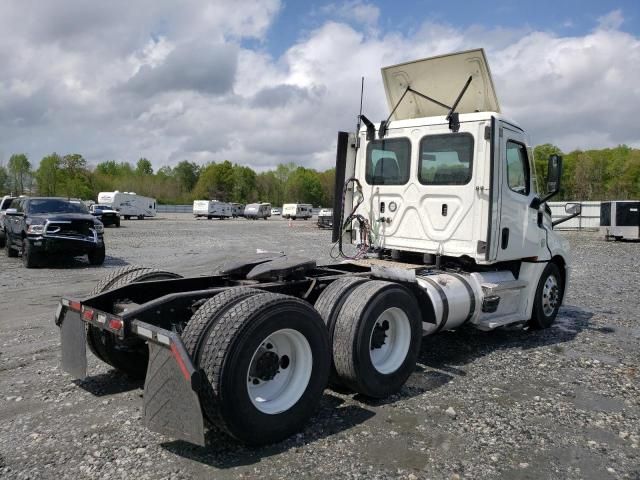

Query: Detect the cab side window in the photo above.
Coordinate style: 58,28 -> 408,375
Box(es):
506,141 -> 530,196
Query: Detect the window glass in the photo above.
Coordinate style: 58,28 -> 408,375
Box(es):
365,138 -> 411,185
506,141 -> 530,195
28,199 -> 88,214
419,133 -> 474,185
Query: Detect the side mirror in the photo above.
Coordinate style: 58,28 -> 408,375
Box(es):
5,208 -> 21,216
530,154 -> 563,211
565,202 -> 581,215
546,154 -> 562,194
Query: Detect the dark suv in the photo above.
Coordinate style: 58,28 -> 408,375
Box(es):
4,197 -> 106,268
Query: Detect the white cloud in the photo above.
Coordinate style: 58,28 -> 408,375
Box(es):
0,4 -> 637,173
597,9 -> 624,30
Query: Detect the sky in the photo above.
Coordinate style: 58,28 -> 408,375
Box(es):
0,0 -> 639,172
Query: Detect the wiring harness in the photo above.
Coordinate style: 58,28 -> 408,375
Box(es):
330,177 -> 375,260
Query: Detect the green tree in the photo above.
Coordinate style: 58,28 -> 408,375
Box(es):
8,153 -> 31,194
36,153 -> 62,196
136,158 -> 153,176
0,165 -> 8,194
173,160 -> 200,193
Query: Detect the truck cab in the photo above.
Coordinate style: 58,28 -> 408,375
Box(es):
335,49 -> 572,332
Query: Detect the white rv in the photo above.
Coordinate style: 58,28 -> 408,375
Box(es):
193,200 -> 232,219
97,191 -> 156,219
282,203 -> 313,220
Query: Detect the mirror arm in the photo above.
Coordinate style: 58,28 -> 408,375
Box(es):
552,210 -> 580,228
530,189 -> 559,210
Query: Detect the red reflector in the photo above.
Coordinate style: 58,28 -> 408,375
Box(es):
82,309 -> 94,321
108,318 -> 123,331
69,301 -> 82,312
170,343 -> 191,382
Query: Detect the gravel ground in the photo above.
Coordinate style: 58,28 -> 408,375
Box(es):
0,215 -> 638,480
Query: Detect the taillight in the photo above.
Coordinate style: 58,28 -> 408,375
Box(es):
69,300 -> 82,312
108,318 -> 123,331
82,308 -> 94,321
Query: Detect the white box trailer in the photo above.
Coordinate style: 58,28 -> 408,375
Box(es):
282,203 -> 313,220
97,191 -> 156,220
193,200 -> 232,219
601,201 -> 639,240
57,48 -> 581,449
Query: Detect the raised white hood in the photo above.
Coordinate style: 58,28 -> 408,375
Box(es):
381,48 -> 500,121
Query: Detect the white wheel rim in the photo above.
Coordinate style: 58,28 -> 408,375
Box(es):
369,307 -> 411,374
247,328 -> 312,415
542,274 -> 560,316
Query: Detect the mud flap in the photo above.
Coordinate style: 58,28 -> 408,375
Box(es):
138,322 -> 205,447
59,308 -> 88,379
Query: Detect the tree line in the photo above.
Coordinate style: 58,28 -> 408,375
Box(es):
0,155 -> 337,207
0,144 -> 638,204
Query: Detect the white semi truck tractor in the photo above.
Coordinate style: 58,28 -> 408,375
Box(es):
55,49 -> 580,447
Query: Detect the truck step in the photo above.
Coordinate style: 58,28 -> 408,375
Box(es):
480,279 -> 527,295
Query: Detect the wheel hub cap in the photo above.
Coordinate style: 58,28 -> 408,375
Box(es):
542,275 -> 560,316
254,351 -> 280,381
370,320 -> 389,350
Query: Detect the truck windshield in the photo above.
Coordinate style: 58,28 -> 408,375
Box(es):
29,199 -> 88,214
365,138 -> 411,185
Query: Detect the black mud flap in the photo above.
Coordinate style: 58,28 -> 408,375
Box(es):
136,321 -> 205,447
58,305 -> 88,379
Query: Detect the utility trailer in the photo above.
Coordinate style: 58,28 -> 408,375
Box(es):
55,49 -> 579,447
600,201 -> 639,241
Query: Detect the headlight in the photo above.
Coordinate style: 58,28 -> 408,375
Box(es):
27,224 -> 45,234
94,223 -> 104,233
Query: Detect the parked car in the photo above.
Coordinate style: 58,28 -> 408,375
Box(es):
0,195 -> 17,248
317,208 -> 333,228
4,197 -> 105,267
271,207 -> 282,216
89,204 -> 121,227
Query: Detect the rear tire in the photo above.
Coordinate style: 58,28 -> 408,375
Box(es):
332,281 -> 421,398
529,262 -> 563,329
115,218 -> 121,228
0,230 -> 6,248
181,287 -> 262,365
314,277 -> 369,388
199,292 -> 330,445
86,268 -> 183,379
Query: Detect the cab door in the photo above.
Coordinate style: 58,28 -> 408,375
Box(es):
495,123 -> 543,261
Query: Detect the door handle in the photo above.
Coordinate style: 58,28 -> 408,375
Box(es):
501,228 -> 509,249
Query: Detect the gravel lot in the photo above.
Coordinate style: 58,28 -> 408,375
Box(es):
0,215 -> 638,480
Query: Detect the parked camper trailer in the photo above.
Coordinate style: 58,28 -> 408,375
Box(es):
230,203 -> 245,218
193,200 -> 232,219
244,202 -> 271,219
601,201 -> 640,240
282,203 -> 313,220
97,192 -> 156,220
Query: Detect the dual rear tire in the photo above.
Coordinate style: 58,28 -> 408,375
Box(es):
184,289 -> 330,445
315,278 -> 422,398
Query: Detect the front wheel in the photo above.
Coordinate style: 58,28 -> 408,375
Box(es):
198,292 -> 330,445
22,239 -> 40,268
529,263 -> 563,329
88,244 -> 106,265
5,234 -> 18,257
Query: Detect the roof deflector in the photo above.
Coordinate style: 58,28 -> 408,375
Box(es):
381,48 -> 501,121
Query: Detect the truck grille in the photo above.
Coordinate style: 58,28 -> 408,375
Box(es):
46,220 -> 94,237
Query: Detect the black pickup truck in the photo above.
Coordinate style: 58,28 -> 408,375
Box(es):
4,197 -> 106,267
